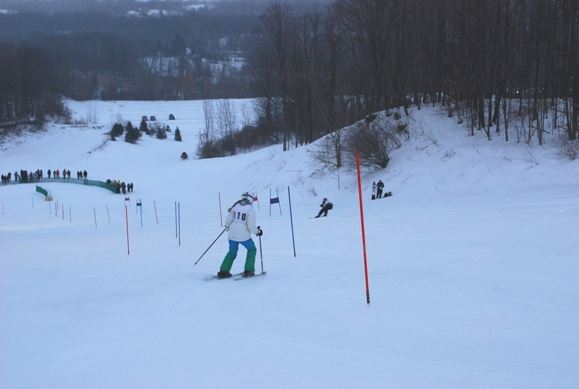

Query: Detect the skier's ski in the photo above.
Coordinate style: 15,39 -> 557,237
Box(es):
204,271 -> 244,281
233,271 -> 267,281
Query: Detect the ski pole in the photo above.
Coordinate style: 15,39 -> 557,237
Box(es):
258,235 -> 264,273
194,227 -> 227,265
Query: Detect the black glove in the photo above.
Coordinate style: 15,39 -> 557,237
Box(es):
256,226 -> 263,236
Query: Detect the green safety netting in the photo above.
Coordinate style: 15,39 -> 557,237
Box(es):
32,179 -> 119,193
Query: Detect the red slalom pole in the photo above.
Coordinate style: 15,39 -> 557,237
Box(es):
356,151 -> 371,304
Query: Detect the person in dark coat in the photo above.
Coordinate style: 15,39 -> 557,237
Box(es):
315,198 -> 333,218
376,180 -> 384,198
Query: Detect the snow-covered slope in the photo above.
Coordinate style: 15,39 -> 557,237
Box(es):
1,101 -> 578,389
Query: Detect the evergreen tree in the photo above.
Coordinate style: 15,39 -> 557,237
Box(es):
124,121 -> 141,144
110,123 -> 124,140
156,128 -> 167,139
139,118 -> 148,134
174,127 -> 182,142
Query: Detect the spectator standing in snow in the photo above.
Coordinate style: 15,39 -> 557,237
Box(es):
372,181 -> 377,200
315,197 -> 333,218
377,180 -> 384,198
217,193 -> 263,279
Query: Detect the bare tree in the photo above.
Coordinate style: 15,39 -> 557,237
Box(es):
249,0 -> 577,153
202,100 -> 215,142
260,2 -> 295,150
217,99 -> 237,137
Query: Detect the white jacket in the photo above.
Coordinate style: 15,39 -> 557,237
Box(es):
225,202 -> 258,242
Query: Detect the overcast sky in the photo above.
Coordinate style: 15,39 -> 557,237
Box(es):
0,0 -> 284,13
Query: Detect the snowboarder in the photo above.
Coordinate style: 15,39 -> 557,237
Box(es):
371,181 -> 377,200
376,180 -> 384,198
315,197 -> 333,218
217,193 -> 263,279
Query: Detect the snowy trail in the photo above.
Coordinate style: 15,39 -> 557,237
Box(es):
1,102 -> 578,388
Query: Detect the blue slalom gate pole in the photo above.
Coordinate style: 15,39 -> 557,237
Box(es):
269,188 -> 272,216
288,186 -> 296,257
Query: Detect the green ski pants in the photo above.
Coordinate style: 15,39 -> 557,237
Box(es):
220,239 -> 257,273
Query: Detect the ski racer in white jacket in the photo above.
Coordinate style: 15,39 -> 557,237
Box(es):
217,193 -> 263,278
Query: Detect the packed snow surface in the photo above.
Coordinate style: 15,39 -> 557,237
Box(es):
1,100 -> 578,389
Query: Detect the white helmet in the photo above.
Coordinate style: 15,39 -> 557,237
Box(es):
241,192 -> 255,204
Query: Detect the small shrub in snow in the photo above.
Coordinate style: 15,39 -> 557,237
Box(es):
139,118 -> 148,133
311,135 -> 342,171
156,128 -> 167,140
565,141 -> 578,160
174,127 -> 182,142
196,119 -> 278,159
124,121 -> 141,144
396,122 -> 410,140
141,120 -> 157,136
110,123 -> 124,140
365,113 -> 378,123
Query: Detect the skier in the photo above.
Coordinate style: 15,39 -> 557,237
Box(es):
315,197 -> 333,218
217,192 -> 263,279
371,181 -> 377,200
